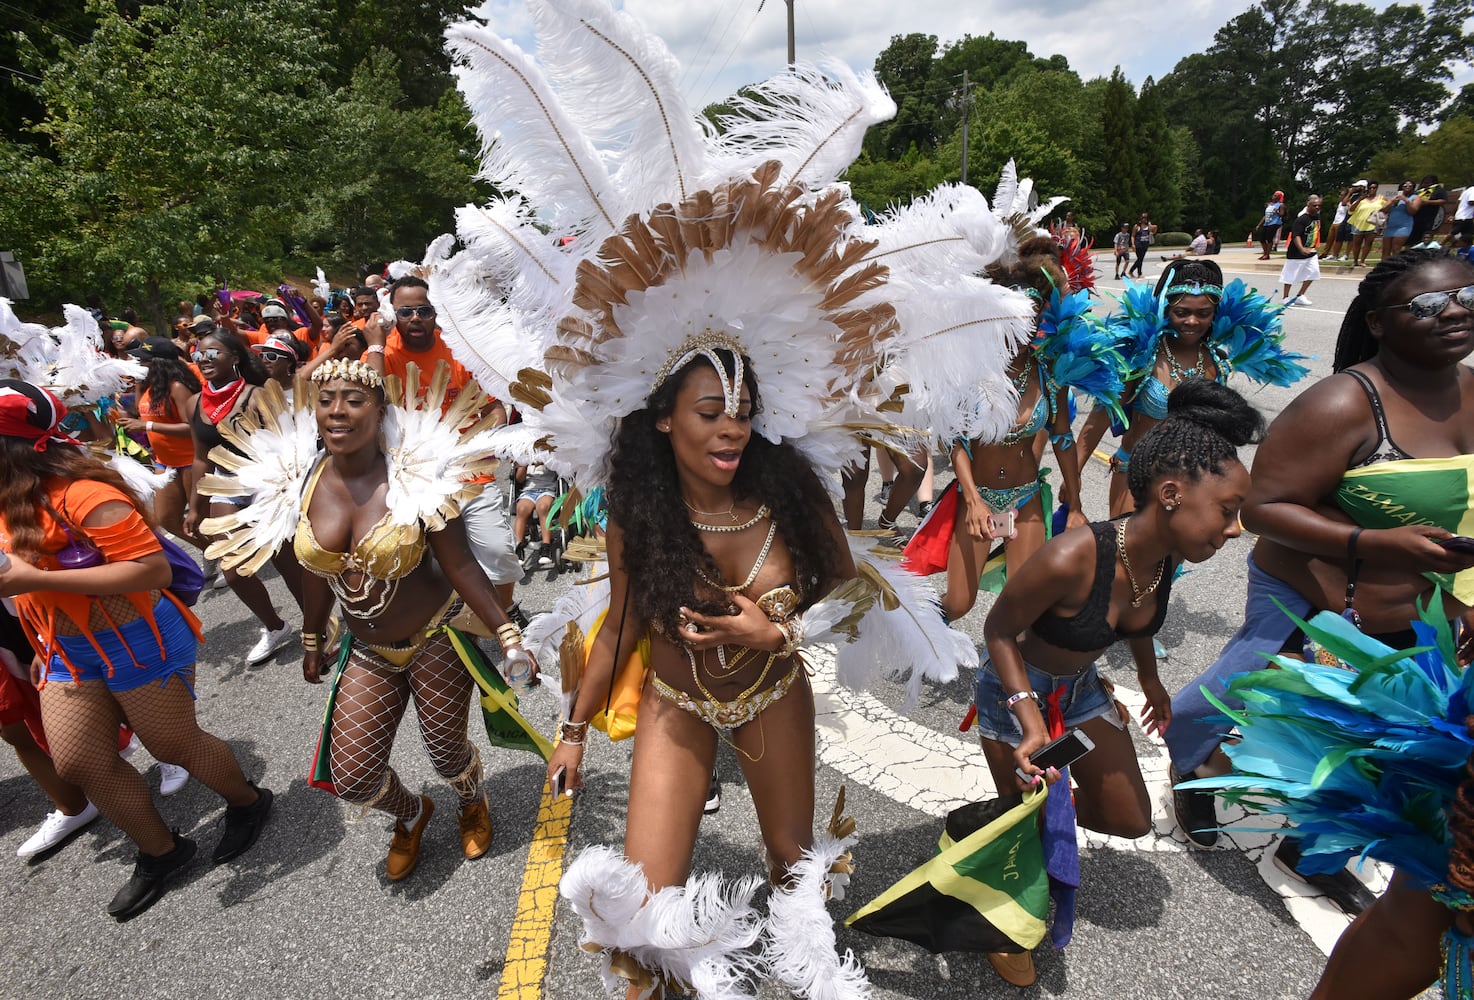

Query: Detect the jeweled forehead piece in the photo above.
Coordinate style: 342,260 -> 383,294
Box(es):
309,358 -> 384,390
1164,281 -> 1224,301
649,329 -> 747,417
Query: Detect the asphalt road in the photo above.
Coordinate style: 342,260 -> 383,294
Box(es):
0,247 -> 1421,1000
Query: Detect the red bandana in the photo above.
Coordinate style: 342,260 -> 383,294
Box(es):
200,377 -> 246,424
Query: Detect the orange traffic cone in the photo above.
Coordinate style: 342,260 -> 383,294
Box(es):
1245,232 -> 1254,247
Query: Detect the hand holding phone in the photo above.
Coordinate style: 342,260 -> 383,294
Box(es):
1016,728 -> 1096,783
549,765 -> 569,799
1437,536 -> 1474,556
987,509 -> 1017,540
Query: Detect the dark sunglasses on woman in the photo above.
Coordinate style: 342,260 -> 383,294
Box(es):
1377,285 -> 1474,321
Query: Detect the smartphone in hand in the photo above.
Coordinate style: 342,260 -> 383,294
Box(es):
1437,536 -> 1474,556
987,509 -> 1017,539
1016,728 -> 1096,782
549,765 -> 568,798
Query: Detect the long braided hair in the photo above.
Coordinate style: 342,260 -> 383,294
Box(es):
1126,380 -> 1264,506
1333,248 -> 1474,372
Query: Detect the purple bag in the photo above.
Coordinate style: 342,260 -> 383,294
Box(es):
51,501 -> 203,606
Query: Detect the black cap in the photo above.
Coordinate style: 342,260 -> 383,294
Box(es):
125,337 -> 184,361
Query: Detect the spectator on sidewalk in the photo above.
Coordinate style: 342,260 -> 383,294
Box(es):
1113,223 -> 1130,279
1280,194 -> 1323,306
1323,187 -> 1353,261
1409,173 -> 1449,247
1347,179 -> 1384,267
1380,180 -> 1418,259
1453,184 -> 1473,245
1189,230 -> 1208,255
1129,212 -> 1153,278
1258,190 -> 1285,259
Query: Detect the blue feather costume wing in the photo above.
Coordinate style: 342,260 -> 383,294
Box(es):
1210,280 -> 1309,388
1035,288 -> 1129,423
1102,281 -> 1165,380
1184,599 -> 1474,896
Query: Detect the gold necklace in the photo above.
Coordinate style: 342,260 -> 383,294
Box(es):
683,495 -> 737,523
695,518 -> 778,593
690,504 -> 770,533
1116,517 -> 1166,608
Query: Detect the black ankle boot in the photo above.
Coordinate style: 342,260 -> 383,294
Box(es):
212,783 -> 274,864
108,831 -> 197,921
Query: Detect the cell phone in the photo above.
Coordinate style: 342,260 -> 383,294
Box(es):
1016,728 -> 1096,782
1438,536 -> 1474,555
987,509 -> 1017,539
549,765 -> 568,798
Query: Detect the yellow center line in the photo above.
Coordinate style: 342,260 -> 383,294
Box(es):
497,784 -> 575,1000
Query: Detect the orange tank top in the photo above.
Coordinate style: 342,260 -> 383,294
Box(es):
138,387 -> 196,468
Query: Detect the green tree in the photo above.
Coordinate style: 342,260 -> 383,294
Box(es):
1368,115 -> 1474,185
1136,77 -> 1184,229
1099,69 -> 1146,226
864,33 -> 941,159
4,0 -> 336,322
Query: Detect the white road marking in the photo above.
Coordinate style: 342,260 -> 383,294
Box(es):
809,651 -> 1384,956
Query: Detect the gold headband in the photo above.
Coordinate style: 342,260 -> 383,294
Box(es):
310,358 -> 384,390
649,329 -> 746,417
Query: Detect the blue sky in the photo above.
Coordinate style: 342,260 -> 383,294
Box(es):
471,1 -> 1472,112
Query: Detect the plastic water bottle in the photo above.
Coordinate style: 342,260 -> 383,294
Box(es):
503,646 -> 534,696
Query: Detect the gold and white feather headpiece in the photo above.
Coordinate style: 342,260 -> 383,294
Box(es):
428,0 -> 1028,483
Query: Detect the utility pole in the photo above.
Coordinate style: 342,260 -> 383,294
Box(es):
785,0 -> 795,69
959,69 -> 969,185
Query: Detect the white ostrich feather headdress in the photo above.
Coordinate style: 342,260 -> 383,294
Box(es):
431,0 -> 1029,483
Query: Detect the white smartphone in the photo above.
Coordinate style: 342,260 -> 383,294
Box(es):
549,765 -> 567,798
1016,728 -> 1096,782
987,509 -> 1017,539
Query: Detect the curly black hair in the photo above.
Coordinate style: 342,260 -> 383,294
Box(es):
608,350 -> 844,638
1333,248 -> 1474,372
985,235 -> 1066,301
1126,380 -> 1264,506
140,355 -> 200,410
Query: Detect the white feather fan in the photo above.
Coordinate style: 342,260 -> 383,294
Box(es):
49,305 -> 145,405
762,829 -> 870,1000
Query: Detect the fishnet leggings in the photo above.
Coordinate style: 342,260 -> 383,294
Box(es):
329,631 -> 478,822
39,671 -> 255,856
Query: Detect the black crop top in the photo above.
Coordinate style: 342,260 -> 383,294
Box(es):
1029,519 -> 1177,653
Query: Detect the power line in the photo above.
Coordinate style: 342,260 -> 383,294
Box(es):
679,0 -> 729,88
686,0 -> 743,98
698,0 -> 765,105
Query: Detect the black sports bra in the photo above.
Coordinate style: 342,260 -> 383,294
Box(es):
1343,368 -> 1415,468
1030,520 -> 1177,653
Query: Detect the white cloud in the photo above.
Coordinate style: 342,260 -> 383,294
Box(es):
469,1 -> 1467,111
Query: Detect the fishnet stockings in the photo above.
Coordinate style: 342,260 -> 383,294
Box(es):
39,673 -> 254,856
329,632 -> 478,822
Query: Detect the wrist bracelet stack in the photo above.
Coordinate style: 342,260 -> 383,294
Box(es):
560,720 -> 589,746
1004,690 -> 1034,710
776,617 -> 805,656
496,621 -> 524,650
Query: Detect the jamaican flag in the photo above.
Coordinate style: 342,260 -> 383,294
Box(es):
846,788 -> 1049,953
1336,456 -> 1474,605
446,628 -> 554,761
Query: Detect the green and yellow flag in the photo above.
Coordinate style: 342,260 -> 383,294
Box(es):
1336,456 -> 1474,604
447,628 -> 554,761
846,788 -> 1048,953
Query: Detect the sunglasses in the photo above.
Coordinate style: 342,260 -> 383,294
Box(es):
395,305 -> 436,319
1378,285 -> 1474,321
259,349 -> 294,364
191,348 -> 223,362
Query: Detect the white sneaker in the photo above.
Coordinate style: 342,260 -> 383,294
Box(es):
158,763 -> 189,796
211,566 -> 230,590
1294,296 -> 1313,307
17,802 -> 99,860
246,624 -> 294,665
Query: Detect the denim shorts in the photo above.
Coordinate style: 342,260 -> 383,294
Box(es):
45,598 -> 198,694
973,656 -> 1123,745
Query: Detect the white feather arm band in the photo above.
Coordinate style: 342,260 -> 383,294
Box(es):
798,538 -> 975,709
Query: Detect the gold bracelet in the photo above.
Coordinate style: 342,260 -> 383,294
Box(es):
496,622 -> 524,648
301,630 -> 324,652
560,720 -> 589,746
777,617 -> 804,657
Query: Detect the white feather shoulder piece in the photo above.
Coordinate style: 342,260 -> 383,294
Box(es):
49,305 -> 145,405
197,380 -> 322,575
